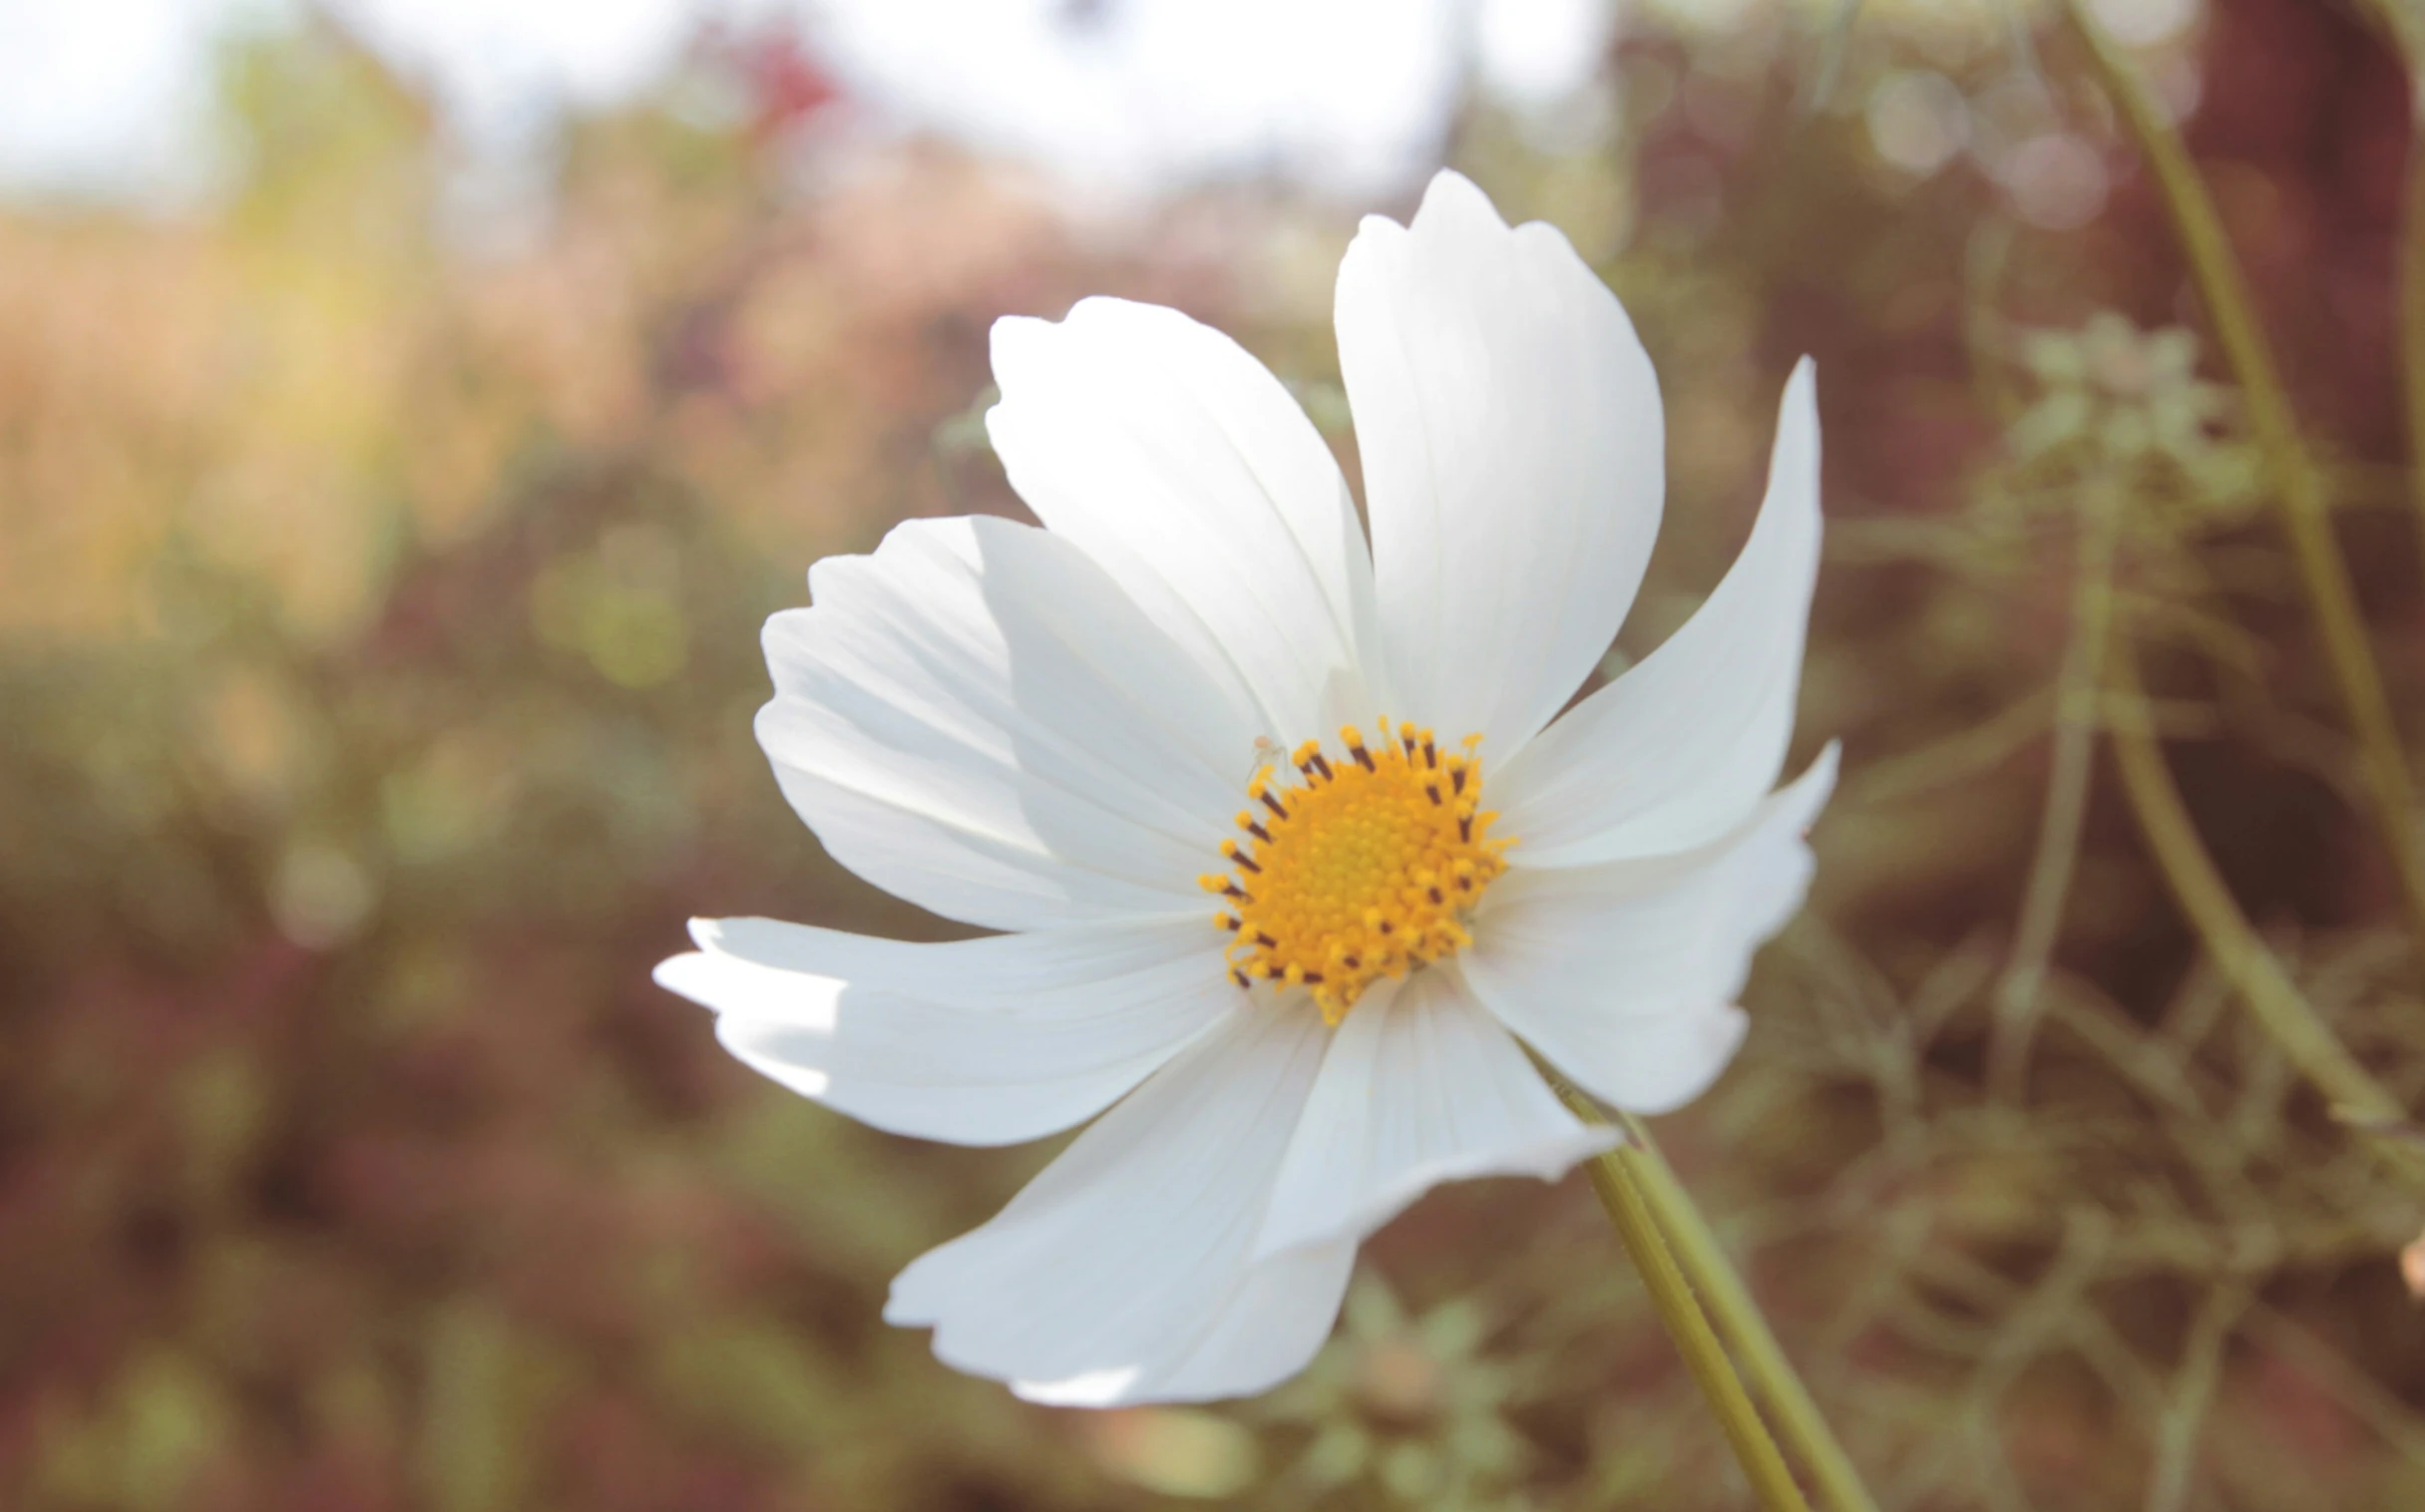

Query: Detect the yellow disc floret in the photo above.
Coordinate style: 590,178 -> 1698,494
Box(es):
1198,718 -> 1512,1023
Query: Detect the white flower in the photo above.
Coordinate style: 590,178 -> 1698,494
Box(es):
655,171 -> 1831,1407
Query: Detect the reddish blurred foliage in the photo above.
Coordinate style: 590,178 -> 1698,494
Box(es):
8,2 -> 2425,1509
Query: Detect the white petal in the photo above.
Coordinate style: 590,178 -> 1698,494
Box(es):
653,918 -> 1236,1147
1495,360 -> 1822,865
1336,170 -> 1664,755
885,1004 -> 1354,1405
1253,967 -> 1617,1262
989,297 -> 1385,739
1114,1239 -> 1358,1406
758,515 -> 1260,932
1461,750 -> 1836,1113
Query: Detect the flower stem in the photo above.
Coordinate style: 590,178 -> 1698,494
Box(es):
2107,639 -> 2424,1163
2385,9 -> 2425,605
1542,1075 -> 1813,1512
2064,0 -> 2425,954
1987,473 -> 2123,1102
1611,1111 -> 1884,1512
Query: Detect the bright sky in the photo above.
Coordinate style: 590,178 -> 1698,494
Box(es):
0,0 -> 1619,204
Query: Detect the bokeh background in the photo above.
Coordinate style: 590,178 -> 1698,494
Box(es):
8,0 -> 2425,1507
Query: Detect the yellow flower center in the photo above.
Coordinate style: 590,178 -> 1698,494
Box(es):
1199,719 -> 1512,1023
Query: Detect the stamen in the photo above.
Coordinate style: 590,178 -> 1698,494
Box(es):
1201,717 -> 1512,1021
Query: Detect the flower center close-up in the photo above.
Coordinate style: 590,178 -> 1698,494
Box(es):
1201,719 -> 1513,1022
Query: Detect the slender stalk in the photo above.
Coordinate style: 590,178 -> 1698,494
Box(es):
2107,641 -> 2422,1158
1592,1197 -> 1799,1512
1987,476 -> 2123,1101
1552,1084 -> 1812,1512
2393,32 -> 2425,594
2063,0 -> 2425,952
1611,1111 -> 1884,1512
2144,1282 -> 2248,1512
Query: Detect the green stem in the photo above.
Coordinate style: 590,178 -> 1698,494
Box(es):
2107,640 -> 2422,1159
1563,1107 -> 1814,1511
1987,475 -> 2123,1102
2392,33 -> 2425,609
2063,0 -> 2425,953
1610,1112 -> 1884,1512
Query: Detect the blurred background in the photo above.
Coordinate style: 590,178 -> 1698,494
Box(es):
7,0 -> 2425,1506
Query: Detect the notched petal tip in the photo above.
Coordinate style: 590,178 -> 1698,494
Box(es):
650,950 -> 716,1006
986,308 -> 1045,347
1412,167 -> 1504,230
1779,743 -> 1842,837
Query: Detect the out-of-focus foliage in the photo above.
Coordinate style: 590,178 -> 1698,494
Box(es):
7,2 -> 2425,1508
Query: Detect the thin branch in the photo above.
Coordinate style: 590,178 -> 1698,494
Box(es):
1989,474 -> 2124,1100
2106,641 -> 2422,1159
2143,1281 -> 2248,1512
2063,0 -> 2425,953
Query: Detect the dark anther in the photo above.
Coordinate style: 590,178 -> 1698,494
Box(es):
1425,783 -> 1442,805
1428,887 -> 1443,905
1260,791 -> 1291,819
1233,853 -> 1262,874
1245,820 -> 1272,842
1231,968 -> 1252,988
1311,754 -> 1334,780
1450,767 -> 1467,795
1457,816 -> 1472,841
1255,932 -> 1278,947
1301,971 -> 1325,985
1422,739 -> 1437,767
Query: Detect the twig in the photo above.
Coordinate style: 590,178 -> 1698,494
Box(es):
2143,1282 -> 2248,1512
2063,0 -> 2425,953
2106,641 -> 2423,1170
1989,473 -> 2123,1100
2389,15 -> 2425,598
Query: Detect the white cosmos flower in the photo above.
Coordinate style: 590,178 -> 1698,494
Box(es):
655,170 -> 1832,1407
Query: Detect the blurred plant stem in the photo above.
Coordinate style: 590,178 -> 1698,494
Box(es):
2379,5 -> 2425,600
1988,473 -> 2123,1102
1537,1063 -> 1874,1512
2406,109 -> 2425,588
2063,0 -> 2425,954
2108,640 -> 2424,1169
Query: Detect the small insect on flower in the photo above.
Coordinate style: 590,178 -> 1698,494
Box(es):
656,171 -> 1832,1406
1244,732 -> 1285,784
